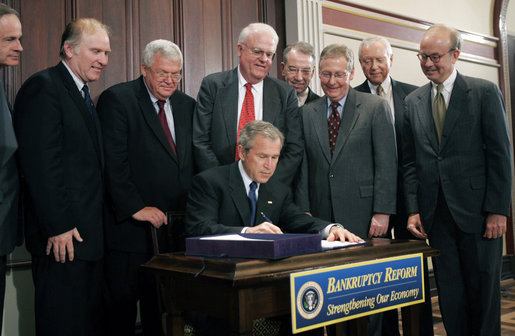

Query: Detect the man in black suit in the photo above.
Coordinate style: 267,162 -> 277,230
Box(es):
354,37 -> 433,336
98,39 -> 196,335
186,120 -> 361,240
14,18 -> 110,335
194,23 -> 302,186
280,41 -> 320,106
0,4 -> 22,334
403,24 -> 512,335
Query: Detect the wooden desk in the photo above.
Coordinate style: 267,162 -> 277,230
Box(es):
143,238 -> 439,335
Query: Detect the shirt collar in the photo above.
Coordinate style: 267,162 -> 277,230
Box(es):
237,65 -> 264,93
368,75 -> 391,95
238,160 -> 260,194
61,60 -> 85,92
432,68 -> 457,94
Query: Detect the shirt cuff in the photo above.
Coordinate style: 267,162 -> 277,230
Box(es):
321,223 -> 344,239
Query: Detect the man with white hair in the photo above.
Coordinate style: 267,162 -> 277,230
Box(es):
194,22 -> 302,186
98,39 -> 196,335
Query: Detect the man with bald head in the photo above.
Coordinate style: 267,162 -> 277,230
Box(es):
281,41 -> 319,106
194,23 -> 302,186
0,4 -> 22,334
402,24 -> 512,335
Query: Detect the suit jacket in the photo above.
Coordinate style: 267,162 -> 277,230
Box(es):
97,76 -> 196,253
295,89 -> 398,238
193,67 -> 303,185
355,78 -> 417,236
13,62 -> 104,260
0,81 -> 21,256
185,163 -> 329,237
303,87 -> 320,106
402,73 -> 513,233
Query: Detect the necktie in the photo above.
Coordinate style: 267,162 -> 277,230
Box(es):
82,85 -> 95,118
433,84 -> 446,146
157,100 -> 177,156
248,181 -> 257,227
236,83 -> 255,161
377,84 -> 383,97
328,101 -> 341,156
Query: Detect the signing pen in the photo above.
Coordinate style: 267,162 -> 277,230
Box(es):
260,212 -> 272,223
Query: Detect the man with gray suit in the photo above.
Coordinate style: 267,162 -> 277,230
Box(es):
194,23 -> 302,186
296,43 -> 397,335
0,4 -> 22,333
403,24 -> 512,335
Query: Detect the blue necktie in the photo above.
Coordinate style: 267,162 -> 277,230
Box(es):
248,181 -> 257,226
82,84 -> 95,118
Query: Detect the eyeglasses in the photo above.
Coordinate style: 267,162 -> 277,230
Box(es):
320,71 -> 349,80
242,43 -> 276,61
417,49 -> 455,63
360,57 -> 387,65
286,65 -> 314,76
148,68 -> 182,82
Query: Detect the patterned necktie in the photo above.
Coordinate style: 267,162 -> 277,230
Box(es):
157,100 -> 177,156
82,85 -> 95,118
328,101 -> 341,156
433,84 -> 446,146
236,83 -> 255,161
248,181 -> 257,227
377,84 -> 383,97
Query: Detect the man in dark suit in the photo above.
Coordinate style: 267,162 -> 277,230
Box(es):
194,23 -> 302,186
280,41 -> 320,106
354,37 -> 433,336
296,44 -> 397,240
0,4 -> 22,334
14,18 -> 110,335
98,39 -> 196,335
403,24 -> 512,336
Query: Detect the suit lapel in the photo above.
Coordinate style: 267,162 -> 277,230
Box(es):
256,183 -> 277,224
440,73 -> 467,149
57,63 -> 103,165
333,89 -> 359,160
263,76 -> 279,124
312,98 -> 332,164
221,69 -> 239,149
170,90 -> 186,165
413,83 -> 439,151
229,163 -> 251,226
136,77 -> 177,162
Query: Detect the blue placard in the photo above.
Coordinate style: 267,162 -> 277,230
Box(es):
290,253 -> 424,333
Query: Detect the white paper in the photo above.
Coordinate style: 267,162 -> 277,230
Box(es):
321,240 -> 365,249
199,234 -> 269,241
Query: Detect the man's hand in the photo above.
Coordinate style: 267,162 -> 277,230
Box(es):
406,213 -> 427,239
327,226 -> 364,243
368,213 -> 390,238
46,228 -> 83,263
245,222 -> 283,234
132,207 -> 167,228
483,213 -> 507,239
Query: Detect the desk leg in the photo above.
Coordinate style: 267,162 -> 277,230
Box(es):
401,304 -> 420,336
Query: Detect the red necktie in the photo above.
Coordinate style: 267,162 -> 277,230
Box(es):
157,100 -> 177,157
328,101 -> 341,156
235,83 -> 255,160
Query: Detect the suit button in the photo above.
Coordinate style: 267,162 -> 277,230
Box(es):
329,173 -> 335,178
437,156 -> 443,161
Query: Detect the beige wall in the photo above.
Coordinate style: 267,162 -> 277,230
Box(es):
508,0 -> 515,34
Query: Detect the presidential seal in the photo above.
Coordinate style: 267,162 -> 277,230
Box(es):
296,281 -> 324,319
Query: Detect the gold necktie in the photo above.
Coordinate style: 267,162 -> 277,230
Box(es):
377,85 -> 383,97
433,84 -> 446,145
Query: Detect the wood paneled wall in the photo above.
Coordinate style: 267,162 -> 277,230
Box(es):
2,0 -> 285,101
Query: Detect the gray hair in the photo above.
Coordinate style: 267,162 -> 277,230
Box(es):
238,120 -> 284,153
238,23 -> 279,47
283,41 -> 315,64
0,3 -> 19,19
142,39 -> 183,69
426,24 -> 463,51
319,44 -> 354,71
358,37 -> 393,60
59,18 -> 111,59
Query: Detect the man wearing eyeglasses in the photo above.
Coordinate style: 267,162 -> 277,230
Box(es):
296,43 -> 397,334
402,24 -> 512,336
194,23 -> 302,186
97,39 -> 196,335
280,41 -> 320,106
